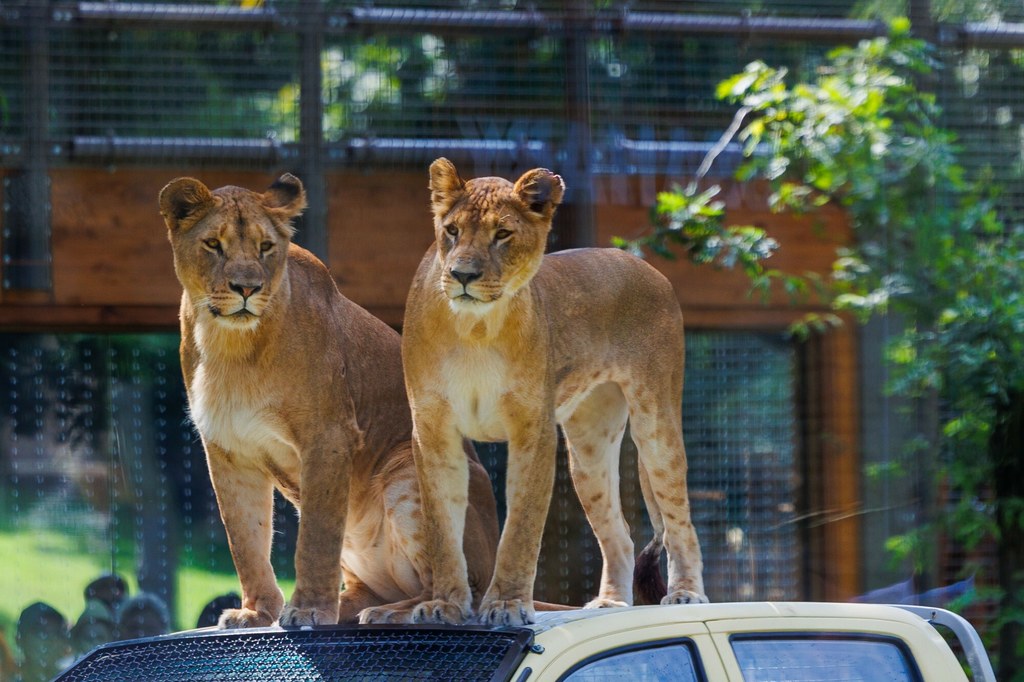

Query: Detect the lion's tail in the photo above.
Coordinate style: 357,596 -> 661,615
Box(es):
634,536 -> 668,604
634,459 -> 668,605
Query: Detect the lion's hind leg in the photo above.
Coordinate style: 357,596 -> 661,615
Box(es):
355,442 -> 443,625
355,500 -> 432,625
623,380 -> 707,605
359,592 -> 432,625
562,381 -> 634,609
337,571 -> 387,624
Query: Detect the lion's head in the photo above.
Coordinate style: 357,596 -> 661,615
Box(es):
428,158 -> 564,313
159,174 -> 306,330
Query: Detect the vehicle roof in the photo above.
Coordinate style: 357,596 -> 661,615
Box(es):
519,602 -> 990,682
526,601 -> 931,633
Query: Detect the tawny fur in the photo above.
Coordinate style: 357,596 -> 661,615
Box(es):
396,158 -> 707,626
160,174 -> 498,628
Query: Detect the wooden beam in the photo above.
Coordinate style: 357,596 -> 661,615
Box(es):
0,303 -> 410,333
682,307 -> 830,330
0,305 -> 180,332
802,325 -> 862,600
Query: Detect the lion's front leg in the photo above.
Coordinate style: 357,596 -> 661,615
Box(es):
207,445 -> 284,628
408,417 -> 474,625
281,435 -> 354,626
477,412 -> 558,626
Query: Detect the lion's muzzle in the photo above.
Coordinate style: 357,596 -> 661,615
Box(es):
229,282 -> 263,300
449,265 -> 482,287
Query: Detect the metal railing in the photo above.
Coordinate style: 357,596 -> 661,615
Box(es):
4,1 -> 1024,290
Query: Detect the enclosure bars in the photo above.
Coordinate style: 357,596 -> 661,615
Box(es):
298,0 -> 328,260
43,2 -> 1024,45
6,2 -> 1024,275
2,1 -> 52,291
563,0 -> 596,247
12,6 -> 1024,175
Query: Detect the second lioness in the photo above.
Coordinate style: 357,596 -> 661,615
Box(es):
397,158 -> 707,627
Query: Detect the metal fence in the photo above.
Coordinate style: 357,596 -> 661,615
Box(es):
7,2 -> 1024,268
6,2 -> 1024,282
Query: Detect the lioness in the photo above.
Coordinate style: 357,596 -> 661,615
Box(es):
397,159 -> 707,626
159,174 -> 498,627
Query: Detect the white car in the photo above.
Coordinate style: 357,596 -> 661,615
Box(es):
57,601 -> 994,681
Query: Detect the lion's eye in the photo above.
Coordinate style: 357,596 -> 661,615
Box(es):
260,241 -> 274,254
444,224 -> 458,237
203,238 -> 221,252
494,229 -> 512,241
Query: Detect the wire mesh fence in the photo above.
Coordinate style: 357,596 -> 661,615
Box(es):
0,0 -> 1019,676
0,329 -> 798,618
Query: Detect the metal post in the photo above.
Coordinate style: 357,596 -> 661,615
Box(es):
3,0 -> 52,291
296,0 -> 328,263
909,0 -> 935,42
558,0 -> 595,249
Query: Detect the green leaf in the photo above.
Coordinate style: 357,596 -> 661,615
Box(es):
889,16 -> 911,37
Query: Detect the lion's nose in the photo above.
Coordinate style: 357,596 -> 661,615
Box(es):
230,282 -> 263,299
450,267 -> 482,286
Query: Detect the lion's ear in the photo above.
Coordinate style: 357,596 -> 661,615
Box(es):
262,173 -> 307,218
159,177 -> 215,231
429,157 -> 465,219
261,174 -> 306,237
513,168 -> 565,218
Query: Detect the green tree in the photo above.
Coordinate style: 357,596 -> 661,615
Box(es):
623,19 -> 1024,678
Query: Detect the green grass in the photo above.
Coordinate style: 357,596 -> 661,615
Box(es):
0,527 -> 124,645
0,527 -> 295,656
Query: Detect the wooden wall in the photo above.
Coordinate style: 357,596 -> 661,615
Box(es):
593,176 -> 850,329
0,168 -> 849,331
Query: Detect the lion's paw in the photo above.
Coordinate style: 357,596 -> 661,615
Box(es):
476,599 -> 535,626
583,597 -> 629,609
358,605 -> 416,625
411,599 -> 472,625
661,589 -> 709,605
217,608 -> 276,629
279,602 -> 338,627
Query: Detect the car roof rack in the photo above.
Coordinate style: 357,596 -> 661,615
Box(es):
56,624 -> 535,682
896,605 -> 996,682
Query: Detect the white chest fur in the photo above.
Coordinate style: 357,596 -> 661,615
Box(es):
189,362 -> 293,460
442,347 -> 510,442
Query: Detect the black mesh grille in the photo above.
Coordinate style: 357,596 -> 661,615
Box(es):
56,626 -> 533,682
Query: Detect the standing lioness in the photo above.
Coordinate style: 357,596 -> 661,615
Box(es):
398,159 -> 707,626
160,174 -> 498,627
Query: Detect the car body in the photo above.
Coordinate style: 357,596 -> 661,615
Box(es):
57,601 -> 994,681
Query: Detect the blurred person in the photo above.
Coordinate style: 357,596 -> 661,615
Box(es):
196,593 -> 241,629
83,573 -> 128,613
69,598 -> 117,658
70,573 -> 128,657
115,593 -> 170,641
15,602 -> 72,682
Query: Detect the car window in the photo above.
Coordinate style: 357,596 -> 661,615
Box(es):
561,642 -> 701,681
731,635 -> 920,682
